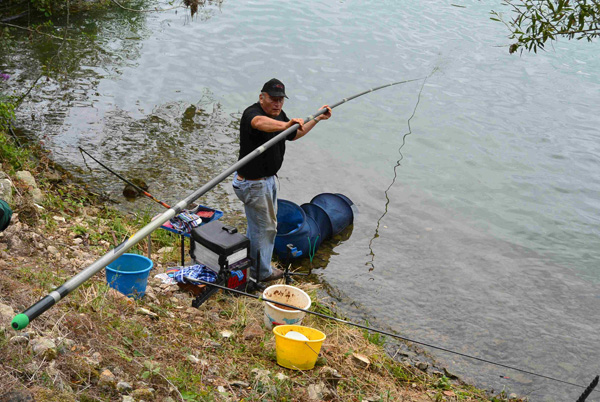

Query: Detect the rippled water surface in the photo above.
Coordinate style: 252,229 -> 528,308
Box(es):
3,0 -> 600,400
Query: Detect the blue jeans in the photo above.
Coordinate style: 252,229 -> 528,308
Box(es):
232,174 -> 278,280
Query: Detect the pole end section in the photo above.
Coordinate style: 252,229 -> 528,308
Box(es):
11,314 -> 29,330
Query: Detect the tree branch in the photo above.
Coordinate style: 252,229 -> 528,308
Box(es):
493,0 -> 600,53
109,0 -> 184,13
0,21 -> 74,41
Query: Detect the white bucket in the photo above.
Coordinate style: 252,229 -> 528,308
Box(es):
263,284 -> 312,330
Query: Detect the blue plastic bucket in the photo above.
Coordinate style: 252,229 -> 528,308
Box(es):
275,199 -> 321,259
310,193 -> 354,236
301,203 -> 333,242
105,253 -> 153,298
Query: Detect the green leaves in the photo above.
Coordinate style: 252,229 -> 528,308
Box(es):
30,0 -> 53,17
141,360 -> 161,379
0,101 -> 15,132
492,0 -> 600,54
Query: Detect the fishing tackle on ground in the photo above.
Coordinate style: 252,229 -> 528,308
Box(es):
11,78 -> 424,331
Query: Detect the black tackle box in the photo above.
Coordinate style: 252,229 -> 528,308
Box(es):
187,221 -> 253,308
190,221 -> 250,271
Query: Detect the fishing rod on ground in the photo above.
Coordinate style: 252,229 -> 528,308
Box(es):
185,278 -> 599,399
80,146 -> 197,261
11,77 -> 425,331
79,147 -> 172,209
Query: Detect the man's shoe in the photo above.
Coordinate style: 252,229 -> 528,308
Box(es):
262,267 -> 284,282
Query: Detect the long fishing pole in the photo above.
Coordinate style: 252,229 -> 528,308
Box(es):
577,376 -> 599,402
11,78 -> 424,331
79,147 -> 172,209
187,278 -> 596,394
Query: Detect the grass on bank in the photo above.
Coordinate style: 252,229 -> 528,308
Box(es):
0,129 -> 523,401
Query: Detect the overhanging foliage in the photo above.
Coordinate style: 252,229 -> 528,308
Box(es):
492,0 -> 600,54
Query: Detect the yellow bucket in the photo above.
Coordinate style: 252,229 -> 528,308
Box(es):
273,325 -> 326,370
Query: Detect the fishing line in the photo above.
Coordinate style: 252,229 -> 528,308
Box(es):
12,79 -> 424,331
359,67 -> 598,399
187,278 -> 596,394
366,67 -> 437,273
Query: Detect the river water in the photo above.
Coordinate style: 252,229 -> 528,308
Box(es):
2,0 -> 599,400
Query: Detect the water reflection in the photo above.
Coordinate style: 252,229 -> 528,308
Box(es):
2,7 -> 150,143
1,1 -> 225,149
74,97 -> 239,212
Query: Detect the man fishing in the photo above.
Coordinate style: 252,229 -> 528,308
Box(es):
233,78 -> 332,282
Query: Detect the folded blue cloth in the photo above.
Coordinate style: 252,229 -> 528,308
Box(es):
173,264 -> 217,284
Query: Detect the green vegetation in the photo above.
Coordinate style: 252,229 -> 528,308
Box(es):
362,321 -> 387,347
0,95 -> 14,132
0,71 -> 15,149
30,0 -> 59,17
0,128 -> 30,172
491,0 -> 600,54
0,130 -> 525,401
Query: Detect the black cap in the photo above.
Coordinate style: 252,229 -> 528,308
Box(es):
261,78 -> 288,98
